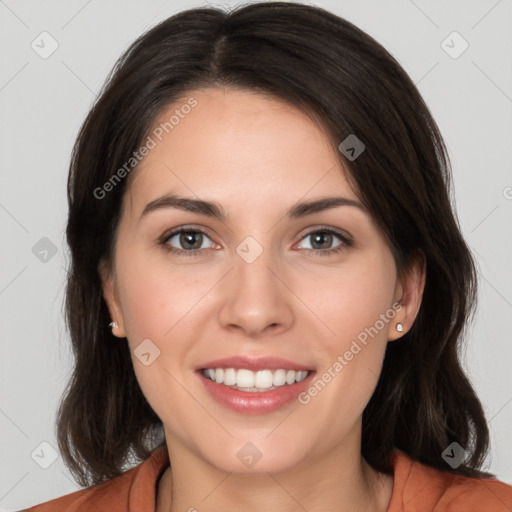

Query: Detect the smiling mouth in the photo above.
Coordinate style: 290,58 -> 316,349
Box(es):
200,367 -> 311,392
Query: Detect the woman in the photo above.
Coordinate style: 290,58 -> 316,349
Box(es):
26,2 -> 512,511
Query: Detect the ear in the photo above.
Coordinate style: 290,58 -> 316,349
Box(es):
98,258 -> 127,338
388,249 -> 426,341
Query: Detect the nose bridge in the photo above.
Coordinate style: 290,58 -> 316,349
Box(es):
218,235 -> 294,336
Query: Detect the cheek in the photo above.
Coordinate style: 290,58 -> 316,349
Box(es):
116,249 -> 207,341
302,252 -> 397,350
301,252 -> 396,414
114,252 -> 200,425
115,250 -> 220,405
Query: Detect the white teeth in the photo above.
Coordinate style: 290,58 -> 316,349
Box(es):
223,368 -> 237,385
272,369 -> 286,386
254,370 -> 273,389
201,367 -> 310,390
236,369 -> 254,388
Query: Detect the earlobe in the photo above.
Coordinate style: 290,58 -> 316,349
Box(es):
98,259 -> 127,338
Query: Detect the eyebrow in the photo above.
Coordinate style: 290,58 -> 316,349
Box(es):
140,193 -> 366,222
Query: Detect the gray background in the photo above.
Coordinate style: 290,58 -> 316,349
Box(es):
1,0 -> 511,509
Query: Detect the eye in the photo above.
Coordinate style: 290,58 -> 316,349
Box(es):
161,228 -> 216,256
296,228 -> 351,255
159,226 -> 352,258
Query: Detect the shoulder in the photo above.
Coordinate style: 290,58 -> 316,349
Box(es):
433,473 -> 512,511
388,449 -> 512,512
24,445 -> 169,512
22,466 -> 139,512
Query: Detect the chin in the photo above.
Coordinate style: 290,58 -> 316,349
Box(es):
199,437 -> 311,475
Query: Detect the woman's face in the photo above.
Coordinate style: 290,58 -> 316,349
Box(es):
100,87 -> 422,474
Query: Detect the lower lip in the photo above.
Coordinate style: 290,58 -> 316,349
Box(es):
198,370 -> 316,414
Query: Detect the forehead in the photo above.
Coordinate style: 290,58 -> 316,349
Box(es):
125,87 -> 359,216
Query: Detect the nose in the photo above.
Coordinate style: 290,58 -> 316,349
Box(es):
217,244 -> 294,338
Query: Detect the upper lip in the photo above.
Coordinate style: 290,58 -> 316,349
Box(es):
197,356 -> 314,372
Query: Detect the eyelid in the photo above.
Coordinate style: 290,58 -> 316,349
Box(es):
295,224 -> 352,244
160,224 -> 213,239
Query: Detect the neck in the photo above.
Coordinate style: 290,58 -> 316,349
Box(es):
157,431 -> 393,512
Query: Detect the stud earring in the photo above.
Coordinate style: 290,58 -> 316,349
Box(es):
396,323 -> 403,332
109,321 -> 117,330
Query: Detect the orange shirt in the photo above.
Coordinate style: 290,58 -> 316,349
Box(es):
25,445 -> 512,511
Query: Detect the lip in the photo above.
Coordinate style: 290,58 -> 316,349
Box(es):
196,355 -> 314,372
197,366 -> 316,415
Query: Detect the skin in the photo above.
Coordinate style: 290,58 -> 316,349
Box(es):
99,87 -> 425,511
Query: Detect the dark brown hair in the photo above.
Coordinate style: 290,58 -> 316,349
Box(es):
58,1 -> 492,487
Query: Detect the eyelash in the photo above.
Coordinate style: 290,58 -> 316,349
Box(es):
159,226 -> 352,258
